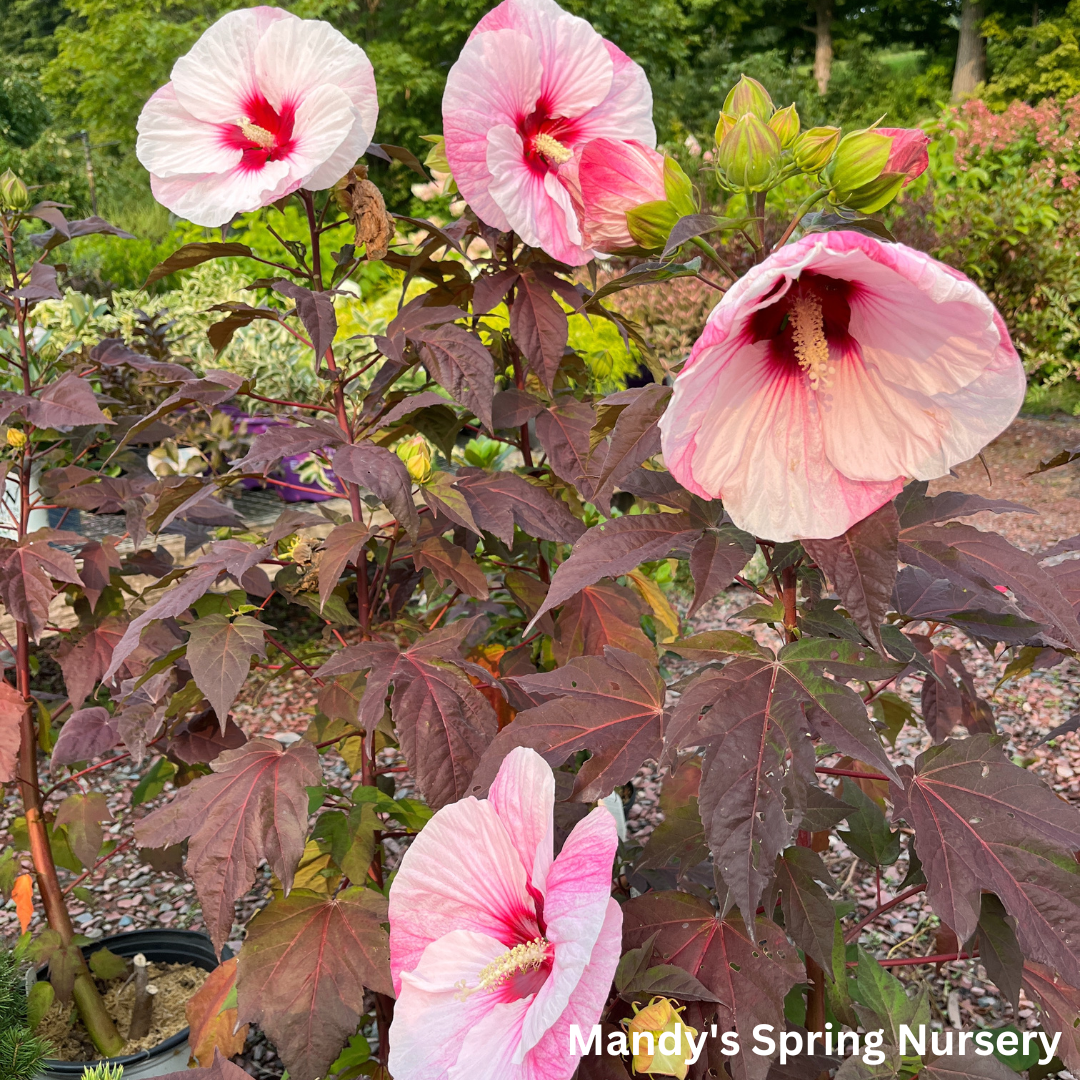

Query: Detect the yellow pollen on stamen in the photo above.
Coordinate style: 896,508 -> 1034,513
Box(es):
474,938 -> 549,993
534,133 -> 573,165
238,118 -> 275,150
790,292 -> 832,391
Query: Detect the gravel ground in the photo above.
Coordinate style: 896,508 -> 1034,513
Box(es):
4,416 -> 1080,1074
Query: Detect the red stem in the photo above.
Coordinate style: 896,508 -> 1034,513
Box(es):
816,766 -> 890,781
43,753 -> 131,803
845,884 -> 927,943
63,837 -> 134,895
850,950 -> 977,969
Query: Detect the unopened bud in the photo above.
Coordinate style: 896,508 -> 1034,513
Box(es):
792,126 -> 840,173
624,997 -> 699,1079
421,135 -> 450,175
714,111 -> 736,145
722,74 -> 774,122
769,104 -> 801,148
832,127 -> 892,192
0,169 -> 29,211
834,171 -> 907,213
717,113 -> 782,191
397,434 -> 432,484
6,428 -> 25,449
662,157 -> 696,217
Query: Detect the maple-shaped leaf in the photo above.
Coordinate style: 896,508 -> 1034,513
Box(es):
78,537 -> 122,611
318,621 -> 496,808
235,419 -> 345,471
916,640 -> 994,742
1021,961 -> 1080,1072
0,539 -> 82,641
468,647 -> 664,802
665,639 -> 897,917
56,616 -> 127,708
316,521 -> 371,611
274,280 -> 337,359
186,957 -> 249,1067
891,734 -> 1080,985
333,441 -> 419,539
622,891 -> 801,1080
167,708 -> 247,765
588,385 -> 670,511
535,399 -> 596,496
236,887 -> 393,1080
804,503 -> 899,653
104,541 -> 269,682
51,706 -> 121,766
186,614 -> 268,726
688,522 -> 757,617
135,738 -> 321,949
454,468 -> 584,545
0,679 -> 23,782
414,535 -> 489,599
552,581 -> 654,666
417,323 -> 495,431
24,373 -> 112,428
530,514 -> 701,629
509,269 -> 569,391
54,791 -> 113,869
899,520 -> 1080,650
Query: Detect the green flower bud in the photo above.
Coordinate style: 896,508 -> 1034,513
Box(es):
722,75 -> 774,122
768,104 -> 801,148
717,113 -> 782,191
792,126 -> 841,173
834,172 -> 907,213
662,156 -> 697,217
0,169 -> 29,211
397,434 -> 432,484
832,128 -> 892,192
713,111 -> 736,146
421,134 -> 450,175
626,198 -> 681,251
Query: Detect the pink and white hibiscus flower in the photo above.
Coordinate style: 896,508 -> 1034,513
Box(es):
388,746 -> 622,1080
442,0 -> 655,265
658,230 -> 1025,541
137,7 -> 377,227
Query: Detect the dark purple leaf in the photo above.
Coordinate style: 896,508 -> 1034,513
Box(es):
385,296 -> 466,340
892,734 -> 1080,985
454,468 -> 584,545
688,523 -> 757,616
272,281 -> 337,359
635,758 -> 708,881
333,441 -> 419,539
78,537 -> 122,611
472,268 -> 518,314
166,708 -> 247,765
895,481 -> 1035,528
469,647 -> 664,802
206,302 -> 282,354
509,270 -> 568,391
531,513 -> 701,628
414,535 -> 489,599
589,385 -> 671,511
552,581 -> 654,666
534,399 -> 597,496
91,338 -> 194,382
51,706 -> 121,765
186,614 -> 267,725
1021,961 -> 1080,1072
317,522 -> 371,611
25,373 -> 112,428
144,242 -> 255,288
804,502 -> 900,652
771,846 -> 836,970
618,466 -> 696,511
491,388 -> 545,430
417,324 -> 495,432
235,419 -> 344,471
56,616 -> 127,707
368,390 -> 450,433
14,262 -> 61,301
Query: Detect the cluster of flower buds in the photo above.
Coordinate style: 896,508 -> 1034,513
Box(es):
0,169 -> 29,212
711,75 -> 929,214
396,434 -> 433,484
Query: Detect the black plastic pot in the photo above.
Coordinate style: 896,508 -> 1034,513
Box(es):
37,929 -> 222,1079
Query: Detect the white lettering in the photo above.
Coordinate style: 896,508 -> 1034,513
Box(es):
780,1031 -> 803,1065
686,1028 -> 708,1064
1038,1032 -> 1061,1065
753,1025 -> 777,1056
900,1025 -> 926,1056
569,1024 -> 600,1055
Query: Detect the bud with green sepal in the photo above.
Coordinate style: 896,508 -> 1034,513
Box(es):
716,113 -> 782,192
0,170 -> 29,212
829,126 -> 892,195
768,104 -> 800,148
723,74 -> 774,122
625,157 -> 697,251
397,434 -> 433,484
792,126 -> 841,174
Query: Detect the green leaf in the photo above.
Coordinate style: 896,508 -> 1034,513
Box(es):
585,259 -> 702,306
987,1025 -> 1043,1072
132,756 -> 177,806
838,781 -> 901,867
26,979 -> 53,1029
853,946 -> 929,1044
873,692 -> 914,747
88,946 -> 128,980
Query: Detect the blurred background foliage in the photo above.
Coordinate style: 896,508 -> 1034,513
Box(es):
0,0 -> 1078,411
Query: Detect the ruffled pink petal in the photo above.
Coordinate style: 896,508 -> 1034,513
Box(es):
150,158 -> 295,227
447,996 -> 532,1080
579,138 -> 666,251
388,929 -> 528,1080
880,127 -> 930,183
389,796 -> 539,994
254,14 -> 377,142
488,746 -> 555,896
136,84 -> 241,180
443,27 -> 544,231
486,124 -> 590,264
522,898 -> 623,1080
170,6 -> 294,124
518,806 -> 617,1056
570,42 -> 655,148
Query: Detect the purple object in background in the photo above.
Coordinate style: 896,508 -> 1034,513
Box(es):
218,405 -> 341,501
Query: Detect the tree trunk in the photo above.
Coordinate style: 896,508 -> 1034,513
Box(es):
813,0 -> 833,95
951,0 -> 986,100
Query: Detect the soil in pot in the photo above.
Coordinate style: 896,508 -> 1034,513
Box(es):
37,960 -> 209,1061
